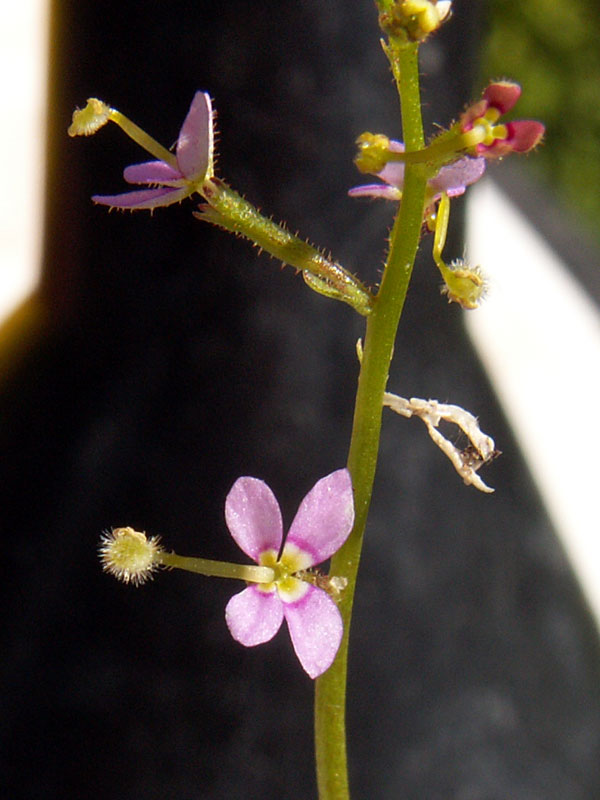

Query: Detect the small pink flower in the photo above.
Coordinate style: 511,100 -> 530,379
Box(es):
224,468 -> 354,678
460,81 -> 545,158
349,139 -> 486,203
93,92 -> 214,209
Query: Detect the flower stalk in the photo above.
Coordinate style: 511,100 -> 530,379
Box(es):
156,551 -> 275,583
69,93 -> 372,314
354,79 -> 544,175
99,526 -> 276,584
100,472 -> 355,680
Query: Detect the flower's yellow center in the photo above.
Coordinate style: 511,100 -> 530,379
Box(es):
470,107 -> 508,147
257,543 -> 313,601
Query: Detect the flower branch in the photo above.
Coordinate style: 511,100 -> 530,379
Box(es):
353,81 -> 545,177
99,470 -> 355,680
69,92 -> 373,315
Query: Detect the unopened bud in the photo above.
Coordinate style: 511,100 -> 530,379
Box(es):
379,0 -> 452,42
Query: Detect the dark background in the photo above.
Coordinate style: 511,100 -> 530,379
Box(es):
2,1 -> 600,798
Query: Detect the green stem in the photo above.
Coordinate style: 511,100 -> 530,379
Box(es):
314,41 -> 426,800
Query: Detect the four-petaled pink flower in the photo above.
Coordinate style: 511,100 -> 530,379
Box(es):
349,140 -> 486,204
224,468 -> 354,679
460,81 -> 545,158
93,92 -> 214,210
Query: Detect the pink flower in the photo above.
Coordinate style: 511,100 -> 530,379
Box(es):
224,468 -> 354,678
349,139 -> 486,203
93,92 -> 214,209
460,81 -> 545,158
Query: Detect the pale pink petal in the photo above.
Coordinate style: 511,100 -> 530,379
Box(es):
387,139 -> 405,153
124,161 -> 184,185
377,161 -> 406,188
283,585 -> 343,678
225,586 -> 283,646
348,184 -> 402,200
429,157 -> 486,197
92,186 -> 191,209
375,138 -> 406,183
225,477 -> 283,561
285,469 -> 354,565
176,91 -> 213,181
368,140 -> 406,188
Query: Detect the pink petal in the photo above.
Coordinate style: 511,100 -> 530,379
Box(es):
348,184 -> 402,200
225,586 -> 283,646
92,186 -> 191,209
429,157 -> 486,197
376,162 -> 406,188
376,140 -> 405,188
285,469 -> 354,565
505,120 -> 545,153
483,81 -> 521,114
124,161 -> 184,185
283,585 -> 343,678
386,139 -> 405,155
225,477 -> 283,561
176,91 -> 213,181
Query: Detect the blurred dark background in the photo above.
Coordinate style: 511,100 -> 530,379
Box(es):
2,1 -> 600,798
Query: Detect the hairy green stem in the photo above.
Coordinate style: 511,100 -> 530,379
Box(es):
197,182 -> 374,315
314,41 -> 426,799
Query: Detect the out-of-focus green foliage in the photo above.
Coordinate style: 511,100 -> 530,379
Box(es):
482,0 -> 600,239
